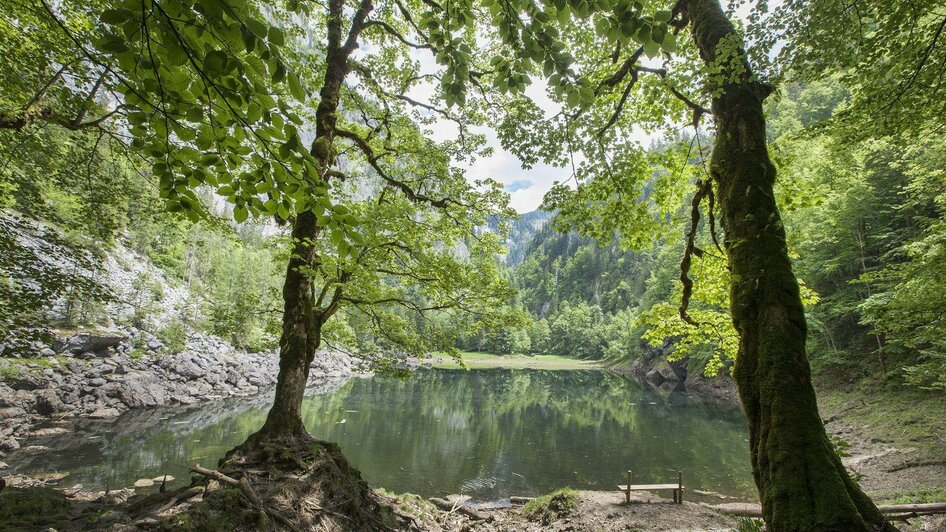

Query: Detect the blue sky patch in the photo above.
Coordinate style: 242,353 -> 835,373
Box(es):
504,180 -> 533,192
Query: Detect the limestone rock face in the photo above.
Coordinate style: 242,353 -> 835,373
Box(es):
53,332 -> 126,355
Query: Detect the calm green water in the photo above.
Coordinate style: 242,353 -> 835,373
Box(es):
11,369 -> 755,501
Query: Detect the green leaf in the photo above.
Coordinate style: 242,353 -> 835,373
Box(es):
643,39 -> 660,58
203,50 -> 228,76
273,61 -> 287,83
245,18 -> 268,38
661,33 -> 678,53
101,9 -> 133,24
233,205 -> 248,223
268,27 -> 286,46
288,73 -> 306,100
99,35 -> 128,53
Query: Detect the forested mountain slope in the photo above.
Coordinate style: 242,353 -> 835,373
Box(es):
471,80 -> 946,397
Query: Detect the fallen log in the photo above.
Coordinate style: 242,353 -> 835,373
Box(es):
509,496 -> 534,505
884,460 -> 946,473
710,502 -> 946,518
190,464 -> 239,486
429,496 -> 486,520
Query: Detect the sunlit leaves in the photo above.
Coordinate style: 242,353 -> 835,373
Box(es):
74,0 -> 341,233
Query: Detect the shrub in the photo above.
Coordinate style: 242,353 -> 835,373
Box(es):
156,319 -> 187,354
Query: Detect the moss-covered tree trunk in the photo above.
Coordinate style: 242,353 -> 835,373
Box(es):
684,1 -> 893,530
255,211 -> 323,438
254,0 -> 372,440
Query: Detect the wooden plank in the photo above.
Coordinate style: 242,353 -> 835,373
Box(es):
618,484 -> 682,491
625,470 -> 633,504
678,471 -> 683,504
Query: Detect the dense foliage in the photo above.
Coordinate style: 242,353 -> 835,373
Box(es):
468,77 -> 946,393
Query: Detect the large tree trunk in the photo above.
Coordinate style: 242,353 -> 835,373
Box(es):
684,1 -> 893,530
253,0 -> 371,441
255,211 -> 323,438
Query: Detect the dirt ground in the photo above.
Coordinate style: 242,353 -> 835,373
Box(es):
400,490 -> 741,532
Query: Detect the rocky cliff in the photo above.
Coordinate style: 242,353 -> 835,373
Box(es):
0,218 -> 364,459
627,340 -> 740,404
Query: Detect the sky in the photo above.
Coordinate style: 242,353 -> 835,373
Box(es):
404,1 -> 757,214
409,71 -> 569,214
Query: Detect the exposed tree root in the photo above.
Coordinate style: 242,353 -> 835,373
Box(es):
181,433 -> 412,531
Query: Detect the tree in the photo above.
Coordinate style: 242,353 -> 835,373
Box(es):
466,0 -> 892,528
5,0 -> 516,445
746,0 -> 946,140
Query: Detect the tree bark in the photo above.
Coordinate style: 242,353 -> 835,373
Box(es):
253,0 -> 372,440
256,210 -> 323,438
683,1 -> 894,530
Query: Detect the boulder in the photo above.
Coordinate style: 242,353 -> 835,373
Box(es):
654,361 -> 682,384
116,375 -> 167,408
7,374 -> 43,391
29,427 -> 69,438
33,389 -> 65,415
171,358 -> 205,380
88,407 -> 121,419
54,332 -> 126,355
0,384 -> 16,406
645,367 -> 666,386
0,407 -> 26,420
0,436 -> 20,451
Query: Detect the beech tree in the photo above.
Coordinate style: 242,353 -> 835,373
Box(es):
3,0 -> 515,443
430,0 -> 895,529
746,0 -> 946,140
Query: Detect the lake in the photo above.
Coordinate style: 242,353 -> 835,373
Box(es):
10,369 -> 756,502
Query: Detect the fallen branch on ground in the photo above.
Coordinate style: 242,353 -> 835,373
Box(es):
711,502 -> 946,518
884,460 -> 946,473
429,496 -> 486,520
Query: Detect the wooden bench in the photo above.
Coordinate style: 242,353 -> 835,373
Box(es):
618,470 -> 684,504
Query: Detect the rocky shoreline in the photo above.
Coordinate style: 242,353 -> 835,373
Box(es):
0,328 -> 363,459
625,340 -> 740,404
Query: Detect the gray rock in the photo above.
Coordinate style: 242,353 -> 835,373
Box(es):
0,437 -> 20,451
89,377 -> 107,387
0,385 -> 16,406
8,374 -> 43,391
116,375 -> 167,408
30,427 -> 70,437
54,332 -> 126,355
171,359 -> 205,380
655,361 -> 681,383
645,367 -> 665,386
33,389 -> 65,415
40,347 -> 56,357
0,407 -> 26,420
88,407 -> 121,419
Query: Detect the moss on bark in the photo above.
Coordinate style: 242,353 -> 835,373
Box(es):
684,0 -> 895,530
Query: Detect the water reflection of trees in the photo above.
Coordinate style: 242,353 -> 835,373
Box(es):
9,377 -> 351,489
15,371 -> 754,500
301,370 -> 754,500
